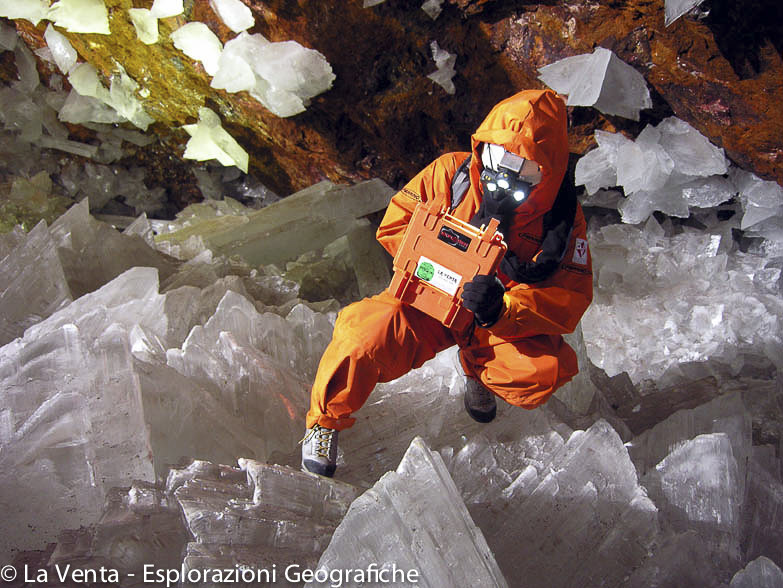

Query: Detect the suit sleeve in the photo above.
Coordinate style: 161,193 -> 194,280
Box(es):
376,155 -> 459,258
490,206 -> 594,338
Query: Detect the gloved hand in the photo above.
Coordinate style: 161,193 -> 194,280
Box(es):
469,202 -> 512,239
460,274 -> 505,327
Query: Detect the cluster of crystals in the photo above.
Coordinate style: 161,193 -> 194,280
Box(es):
427,40 -> 457,95
576,120 -> 783,242
154,1 -> 335,119
438,389 -> 783,587
2,181 -> 782,585
576,118 -> 731,222
581,213 -> 782,386
206,31 -> 336,118
0,196 -> 363,557
9,367 -> 781,587
0,0 -> 109,33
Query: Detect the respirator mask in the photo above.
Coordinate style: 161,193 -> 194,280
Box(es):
479,143 -> 542,219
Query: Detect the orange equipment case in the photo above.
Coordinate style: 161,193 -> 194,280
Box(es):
388,199 -> 507,331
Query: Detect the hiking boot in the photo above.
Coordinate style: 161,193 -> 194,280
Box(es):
301,424 -> 338,477
464,377 -> 497,423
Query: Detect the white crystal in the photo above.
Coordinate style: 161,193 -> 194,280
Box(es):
742,451 -> 783,570
183,107 -> 249,173
730,557 -> 783,588
576,117 -> 737,223
427,40 -> 456,94
363,0 -> 386,5
0,221 -> 72,346
170,22 -> 223,77
0,299 -> 157,558
108,64 -> 155,130
43,24 -> 77,74
472,420 -> 658,587
48,0 -> 110,35
49,199 -> 179,298
210,32 -> 261,93
312,437 -> 509,587
618,187 -> 689,223
657,116 -> 728,177
681,175 -> 736,208
642,433 -> 742,565
150,0 -> 182,18
249,39 -> 336,117
616,126 -> 675,194
582,218 -> 783,385
731,168 -> 783,231
575,130 -> 630,194
58,89 -> 123,124
665,0 -> 706,26
209,0 -> 254,33
626,392 -> 751,498
164,290 -> 314,460
13,41 -> 39,94
128,8 -> 158,45
38,135 -> 99,158
538,47 -> 651,120
0,0 -> 50,26
68,62 -> 112,103
422,0 -> 444,20
210,32 -> 335,117
0,20 -> 18,50
172,460 -> 359,571
156,178 -> 394,267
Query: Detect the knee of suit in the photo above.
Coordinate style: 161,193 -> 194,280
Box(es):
462,336 -> 578,409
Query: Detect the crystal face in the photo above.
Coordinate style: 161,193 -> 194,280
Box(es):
48,0 -> 111,35
538,47 -> 651,120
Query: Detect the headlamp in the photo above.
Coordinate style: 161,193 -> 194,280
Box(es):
480,149 -> 533,205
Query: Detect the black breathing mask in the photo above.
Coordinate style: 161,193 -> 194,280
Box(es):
479,148 -> 535,219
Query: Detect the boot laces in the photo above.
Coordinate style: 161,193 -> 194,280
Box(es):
301,425 -> 335,459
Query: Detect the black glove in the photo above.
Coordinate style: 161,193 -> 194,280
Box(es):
469,202 -> 511,240
460,274 -> 505,327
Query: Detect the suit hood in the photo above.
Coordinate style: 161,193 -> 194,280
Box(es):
469,89 -> 569,223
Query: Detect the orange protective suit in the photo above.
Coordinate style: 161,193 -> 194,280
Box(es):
307,89 -> 593,431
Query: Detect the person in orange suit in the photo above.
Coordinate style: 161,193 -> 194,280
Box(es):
302,89 -> 593,477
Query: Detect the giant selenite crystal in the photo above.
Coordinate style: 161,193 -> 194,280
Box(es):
427,40 -> 456,95
173,459 -> 361,576
311,437 -> 508,588
170,21 -> 223,77
730,557 -> 783,588
0,271 -> 158,558
209,0 -> 254,33
0,220 -> 72,346
156,178 -> 394,266
732,167 -> 783,242
643,433 -> 743,574
626,392 -> 751,491
538,47 -> 651,120
50,198 -> 179,298
445,419 -> 658,587
0,0 -> 50,25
